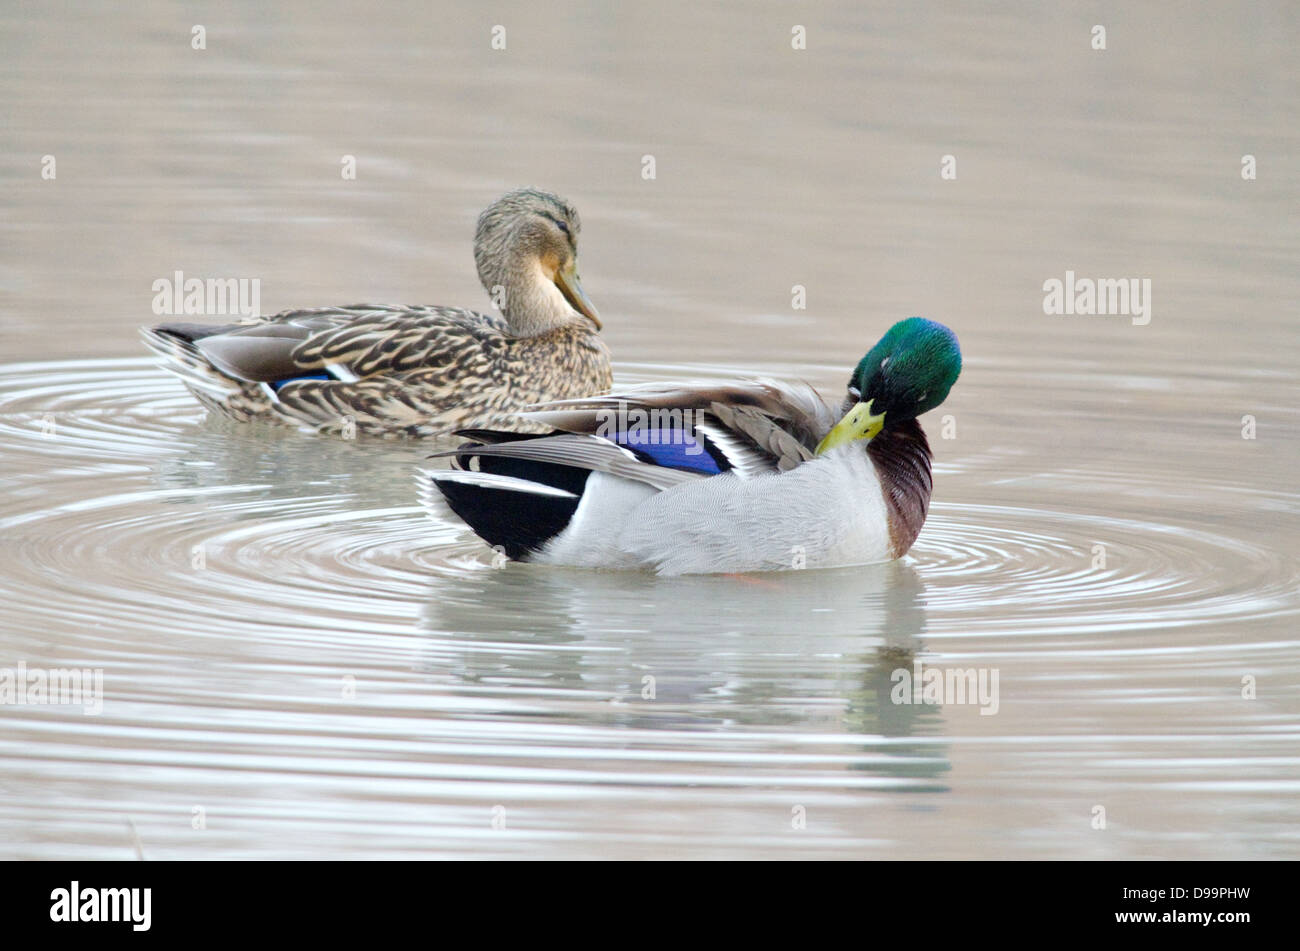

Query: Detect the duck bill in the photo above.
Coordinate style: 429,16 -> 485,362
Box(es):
555,261 -> 601,330
815,400 -> 886,455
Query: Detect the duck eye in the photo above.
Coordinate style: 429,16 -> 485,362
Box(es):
848,386 -> 862,399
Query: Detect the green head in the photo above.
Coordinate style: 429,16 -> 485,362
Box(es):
852,317 -> 961,420
816,318 -> 962,454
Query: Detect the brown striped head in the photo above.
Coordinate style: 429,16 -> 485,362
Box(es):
473,188 -> 600,336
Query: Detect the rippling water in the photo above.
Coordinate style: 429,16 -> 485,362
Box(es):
2,354 -> 1296,859
3,1 -> 1299,858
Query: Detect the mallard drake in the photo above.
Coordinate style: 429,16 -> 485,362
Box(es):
421,317 -> 962,574
141,188 -> 610,437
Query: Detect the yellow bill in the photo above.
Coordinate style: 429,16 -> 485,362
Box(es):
815,400 -> 886,455
554,260 -> 601,330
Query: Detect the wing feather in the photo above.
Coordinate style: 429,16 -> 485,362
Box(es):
520,377 -> 834,477
434,433 -> 701,491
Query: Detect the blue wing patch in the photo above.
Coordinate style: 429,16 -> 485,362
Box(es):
600,428 -> 722,474
271,373 -> 332,391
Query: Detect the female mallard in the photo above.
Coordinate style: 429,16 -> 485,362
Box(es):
422,317 -> 962,574
141,188 -> 610,437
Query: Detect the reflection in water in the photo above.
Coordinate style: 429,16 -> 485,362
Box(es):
421,560 -> 949,788
154,411 -> 431,507
2,0 -> 1298,857
1,360 -> 1297,858
3,358 -> 1297,844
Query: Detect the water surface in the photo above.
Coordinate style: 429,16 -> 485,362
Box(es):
1,1 -> 1297,859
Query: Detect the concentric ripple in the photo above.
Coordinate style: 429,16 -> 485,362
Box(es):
913,503 -> 1298,635
5,359 -> 1293,644
1,358 -> 1298,859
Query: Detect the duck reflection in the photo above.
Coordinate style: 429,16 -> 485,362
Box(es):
418,557 -> 951,789
151,415 -> 432,507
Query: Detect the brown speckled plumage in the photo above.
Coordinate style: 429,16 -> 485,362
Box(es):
142,189 -> 610,438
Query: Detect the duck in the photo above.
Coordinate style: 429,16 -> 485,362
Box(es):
420,317 -> 962,574
141,188 -> 610,437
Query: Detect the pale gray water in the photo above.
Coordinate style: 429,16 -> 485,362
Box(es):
1,2 -> 1297,859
